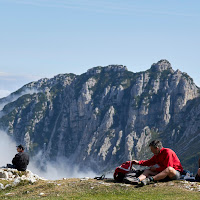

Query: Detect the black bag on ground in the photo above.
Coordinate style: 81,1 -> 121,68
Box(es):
123,169 -> 144,184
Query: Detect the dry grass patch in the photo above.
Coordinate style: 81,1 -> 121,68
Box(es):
0,178 -> 200,200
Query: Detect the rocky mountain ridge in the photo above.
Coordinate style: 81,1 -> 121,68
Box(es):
0,60 -> 199,173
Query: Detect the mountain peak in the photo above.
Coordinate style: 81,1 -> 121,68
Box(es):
151,59 -> 173,72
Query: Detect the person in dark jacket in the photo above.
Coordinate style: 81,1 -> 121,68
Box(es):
7,144 -> 29,171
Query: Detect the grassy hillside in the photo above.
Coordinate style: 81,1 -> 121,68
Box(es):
0,178 -> 200,200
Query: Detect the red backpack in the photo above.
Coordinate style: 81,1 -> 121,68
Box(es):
113,161 -> 133,182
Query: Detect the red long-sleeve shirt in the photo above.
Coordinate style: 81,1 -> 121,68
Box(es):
138,148 -> 183,173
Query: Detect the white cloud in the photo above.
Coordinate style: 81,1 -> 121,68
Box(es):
0,71 -> 42,95
28,154 -> 97,180
0,88 -> 40,111
0,90 -> 11,98
0,130 -> 17,167
0,72 -> 9,77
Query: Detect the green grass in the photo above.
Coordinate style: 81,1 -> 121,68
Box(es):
0,178 -> 200,200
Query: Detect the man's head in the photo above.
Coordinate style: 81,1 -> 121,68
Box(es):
149,140 -> 163,155
16,144 -> 24,152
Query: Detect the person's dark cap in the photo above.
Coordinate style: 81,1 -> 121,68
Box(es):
16,144 -> 24,150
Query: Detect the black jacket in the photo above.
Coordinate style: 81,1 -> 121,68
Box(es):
12,152 -> 29,171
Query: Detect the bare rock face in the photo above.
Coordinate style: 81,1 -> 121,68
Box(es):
0,60 -> 199,173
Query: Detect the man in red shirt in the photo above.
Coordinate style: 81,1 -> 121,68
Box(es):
130,140 -> 183,185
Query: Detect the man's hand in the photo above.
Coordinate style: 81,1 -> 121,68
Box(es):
132,160 -> 139,165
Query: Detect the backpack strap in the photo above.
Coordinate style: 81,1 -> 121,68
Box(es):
94,174 -> 105,180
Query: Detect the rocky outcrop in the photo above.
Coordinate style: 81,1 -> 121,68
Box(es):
0,168 -> 45,190
0,60 -> 199,173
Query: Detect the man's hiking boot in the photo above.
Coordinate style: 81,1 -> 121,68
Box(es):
123,177 -> 140,185
140,177 -> 154,186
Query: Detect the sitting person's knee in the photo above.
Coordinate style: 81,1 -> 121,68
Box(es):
166,166 -> 176,174
164,167 -> 180,180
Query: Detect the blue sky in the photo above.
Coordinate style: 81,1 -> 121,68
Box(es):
0,0 -> 200,97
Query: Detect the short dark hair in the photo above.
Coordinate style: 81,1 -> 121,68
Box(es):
16,144 -> 24,150
149,140 -> 163,149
